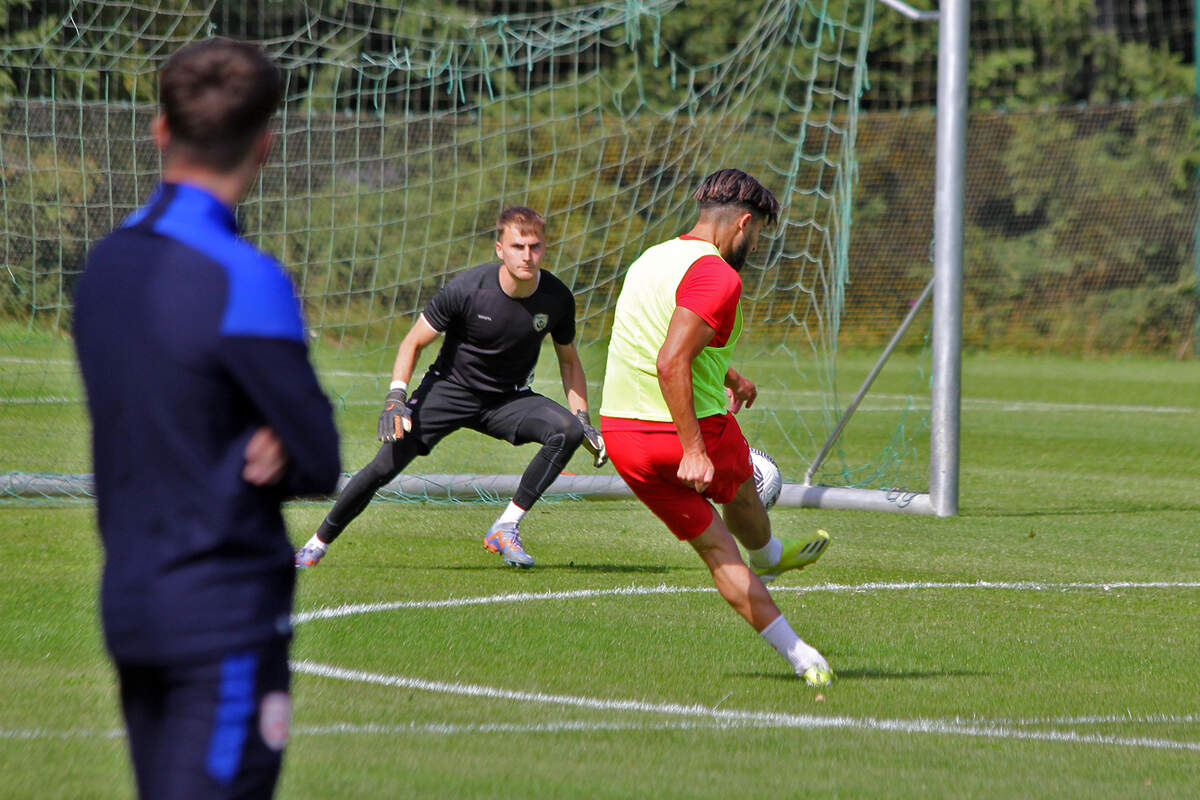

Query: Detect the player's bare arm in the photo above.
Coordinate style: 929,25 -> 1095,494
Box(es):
724,368 -> 757,413
552,340 -> 589,414
390,314 -> 441,387
657,305 -> 719,492
554,340 -> 607,467
379,314 -> 441,442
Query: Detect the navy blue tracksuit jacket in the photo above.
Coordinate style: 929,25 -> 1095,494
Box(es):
73,182 -> 341,665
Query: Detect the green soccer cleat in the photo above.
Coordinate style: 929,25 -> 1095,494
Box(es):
483,522 -> 535,568
799,663 -> 835,687
753,529 -> 830,584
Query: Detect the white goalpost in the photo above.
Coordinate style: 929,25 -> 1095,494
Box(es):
0,0 -> 965,516
779,0 -> 964,516
312,0 -> 967,517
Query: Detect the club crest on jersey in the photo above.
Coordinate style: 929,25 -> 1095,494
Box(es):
532,313 -> 549,332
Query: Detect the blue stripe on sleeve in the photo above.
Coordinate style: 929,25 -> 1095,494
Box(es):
206,650 -> 259,786
216,255 -> 307,341
146,184 -> 306,342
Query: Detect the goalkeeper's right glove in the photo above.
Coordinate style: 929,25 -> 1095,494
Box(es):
377,388 -> 412,443
575,410 -> 607,468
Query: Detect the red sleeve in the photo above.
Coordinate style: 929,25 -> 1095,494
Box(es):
676,255 -> 742,346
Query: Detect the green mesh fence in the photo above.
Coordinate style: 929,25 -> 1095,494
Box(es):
2,0 -> 924,503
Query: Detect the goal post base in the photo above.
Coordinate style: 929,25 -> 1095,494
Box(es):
2,472 -> 933,516
369,473 -> 636,502
371,474 -> 936,515
777,484 -> 934,515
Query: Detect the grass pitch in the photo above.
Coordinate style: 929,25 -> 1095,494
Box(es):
2,352 -> 1199,798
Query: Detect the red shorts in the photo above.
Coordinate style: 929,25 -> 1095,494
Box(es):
601,413 -> 753,541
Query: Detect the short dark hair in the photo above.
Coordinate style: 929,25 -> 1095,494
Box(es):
496,206 -> 545,239
159,38 -> 284,171
692,168 -> 780,227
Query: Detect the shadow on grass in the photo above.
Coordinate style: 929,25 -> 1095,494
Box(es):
552,562 -> 678,574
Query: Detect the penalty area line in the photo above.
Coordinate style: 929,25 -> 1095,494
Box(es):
296,719 -> 786,736
292,660 -> 1200,752
293,580 -> 1200,624
9,711 -> 1199,745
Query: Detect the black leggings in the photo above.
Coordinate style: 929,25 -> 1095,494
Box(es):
318,377 -> 583,543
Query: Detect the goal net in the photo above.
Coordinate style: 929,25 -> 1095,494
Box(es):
0,0 -> 933,506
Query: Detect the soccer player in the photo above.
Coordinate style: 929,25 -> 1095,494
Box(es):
295,206 -> 606,569
73,39 -> 341,798
600,168 -> 834,686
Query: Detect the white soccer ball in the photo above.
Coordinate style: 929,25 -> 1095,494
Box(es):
749,447 -> 783,510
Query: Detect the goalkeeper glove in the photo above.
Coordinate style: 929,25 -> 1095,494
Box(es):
377,388 -> 412,443
575,410 -> 607,468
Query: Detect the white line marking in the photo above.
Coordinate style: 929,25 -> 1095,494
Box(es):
0,727 -> 124,740
0,396 -> 77,404
293,581 -> 1200,624
0,720 -> 734,741
328,397 -> 1200,413
295,720 -> 767,736
8,586 -> 1198,748
292,584 -> 710,622
292,661 -> 1200,752
293,713 -> 1200,735
3,356 -> 1195,414
962,398 -> 1198,415
970,713 -> 1200,727
1,376 -> 1193,416
0,357 -> 75,365
9,711 -> 1200,745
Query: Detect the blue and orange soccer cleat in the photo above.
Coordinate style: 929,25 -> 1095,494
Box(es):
483,522 -> 534,568
294,543 -> 326,569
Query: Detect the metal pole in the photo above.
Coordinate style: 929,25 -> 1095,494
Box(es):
1194,0 -> 1200,358
805,279 -> 934,485
929,0 -> 968,516
876,0 -> 939,21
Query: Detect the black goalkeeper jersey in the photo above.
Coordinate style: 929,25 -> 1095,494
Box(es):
422,263 -> 576,394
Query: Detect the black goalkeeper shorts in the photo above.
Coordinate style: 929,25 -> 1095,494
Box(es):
404,373 -> 575,455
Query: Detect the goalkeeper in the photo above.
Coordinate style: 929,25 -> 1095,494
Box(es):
600,169 -> 833,685
297,206 -> 606,569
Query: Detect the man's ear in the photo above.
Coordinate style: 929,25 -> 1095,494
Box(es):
735,210 -> 754,233
150,114 -> 170,152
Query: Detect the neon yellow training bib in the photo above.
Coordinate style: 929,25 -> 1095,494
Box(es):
600,237 -> 741,422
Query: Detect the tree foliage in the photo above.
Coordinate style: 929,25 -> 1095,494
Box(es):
0,0 -> 1196,353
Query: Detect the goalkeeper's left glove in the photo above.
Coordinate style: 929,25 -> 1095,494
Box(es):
575,410 -> 607,468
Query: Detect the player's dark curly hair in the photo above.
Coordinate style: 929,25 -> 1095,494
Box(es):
693,168 -> 780,226
159,38 -> 283,171
496,206 -> 546,238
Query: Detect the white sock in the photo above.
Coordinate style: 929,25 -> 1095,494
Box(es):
496,501 -> 527,527
747,536 -> 783,569
305,534 -> 328,553
760,615 -> 826,674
